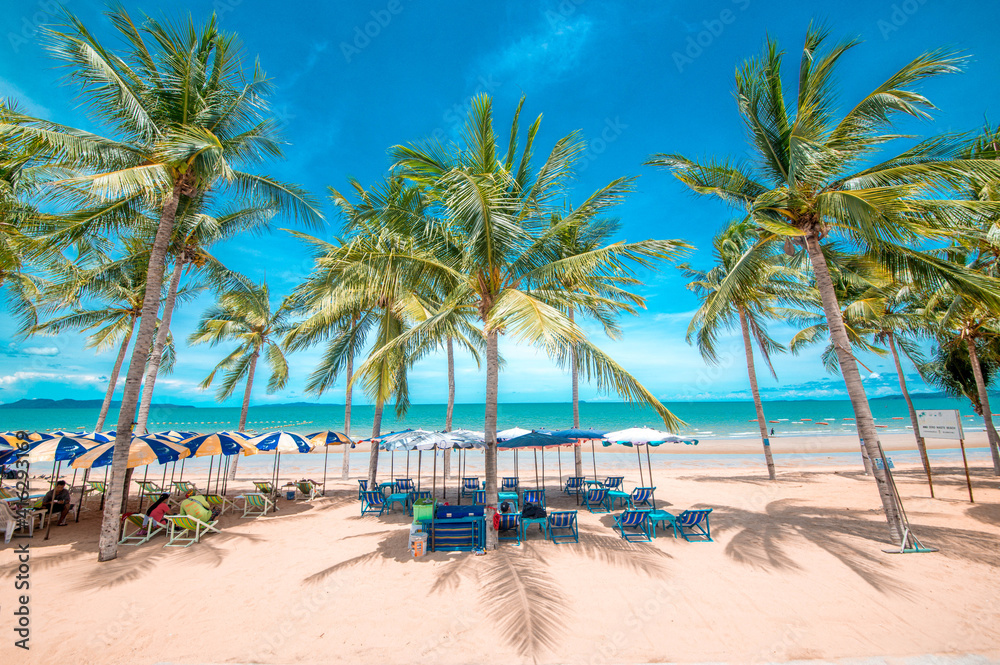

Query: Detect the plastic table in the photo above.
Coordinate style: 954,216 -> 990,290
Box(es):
520,516 -> 548,540
647,509 -> 676,538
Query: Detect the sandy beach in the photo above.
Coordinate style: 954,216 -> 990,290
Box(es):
1,432 -> 998,664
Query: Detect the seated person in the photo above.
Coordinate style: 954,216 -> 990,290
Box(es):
178,489 -> 220,522
137,493 -> 172,536
41,480 -> 74,526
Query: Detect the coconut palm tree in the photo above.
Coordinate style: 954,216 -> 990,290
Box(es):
646,24 -> 1000,543
189,277 -> 293,437
0,7 -> 322,561
683,220 -> 815,480
366,94 -> 690,548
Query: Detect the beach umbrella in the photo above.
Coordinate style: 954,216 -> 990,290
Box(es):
19,436 -> 91,464
178,432 -> 257,494
80,431 -> 116,443
379,430 -> 451,496
71,436 -> 190,469
552,428 -> 607,483
499,432 -> 576,488
496,427 -> 533,483
246,431 -> 314,492
604,428 -> 697,508
149,430 -> 195,442
307,430 -> 352,496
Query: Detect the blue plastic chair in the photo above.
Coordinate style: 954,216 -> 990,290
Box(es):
522,489 -> 545,508
630,486 -> 656,508
501,477 -> 519,492
603,476 -> 624,491
548,510 -> 579,544
661,508 -> 713,542
615,510 -> 652,542
582,487 -> 610,513
563,476 -> 585,496
394,478 -> 416,493
496,513 -> 521,545
357,479 -> 368,500
473,489 -> 487,506
461,477 -> 480,497
360,490 -> 386,516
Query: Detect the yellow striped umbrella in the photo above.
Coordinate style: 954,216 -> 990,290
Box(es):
70,436 -> 190,469
306,431 -> 353,494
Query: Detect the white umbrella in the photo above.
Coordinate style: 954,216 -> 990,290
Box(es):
380,430 -> 452,495
497,427 -> 531,441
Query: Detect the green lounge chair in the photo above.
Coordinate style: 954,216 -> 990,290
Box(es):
136,481 -> 165,498
614,510 -> 651,542
547,510 -> 579,544
205,493 -> 234,516
164,514 -> 220,547
172,481 -> 197,495
119,513 -> 166,545
295,479 -> 323,501
241,492 -> 273,518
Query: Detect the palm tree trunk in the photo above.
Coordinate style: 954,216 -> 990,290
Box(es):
570,308 -> 583,477
738,305 -> 776,480
228,352 -> 258,482
135,254 -> 186,434
888,334 -> 934,495
94,318 -> 136,432
803,233 -> 904,542
97,177 -> 186,562
341,351 -> 353,480
484,327 -> 499,550
966,337 -> 1000,474
367,399 -> 384,488
444,336 -> 455,480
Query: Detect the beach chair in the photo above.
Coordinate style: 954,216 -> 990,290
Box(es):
461,477 -> 480,497
407,491 -> 432,516
136,481 -> 165,500
582,487 -> 610,513
0,487 -> 16,500
659,508 -> 713,542
164,514 -> 220,547
629,486 -> 656,509
563,476 -> 585,496
522,489 -> 545,508
496,513 -> 521,545
602,476 -> 624,491
614,510 -> 652,542
0,502 -> 37,543
501,477 -> 519,492
357,479 -> 368,500
87,480 -> 108,506
473,489 -> 487,506
253,481 -> 278,499
295,479 -> 323,501
361,490 -> 386,517
394,478 -> 416,494
241,492 -> 273,518
119,513 -> 167,545
172,481 -> 197,495
547,510 -> 579,544
205,493 -> 234,516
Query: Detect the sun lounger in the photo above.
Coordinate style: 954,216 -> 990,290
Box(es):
136,481 -> 165,499
253,481 -> 277,498
473,489 -> 487,506
361,490 -> 386,516
241,492 -> 274,518
582,487 -> 610,513
496,513 -> 521,545
164,514 -> 220,547
657,508 -> 713,542
1,502 -> 38,543
547,510 -> 579,544
357,479 -> 368,500
461,477 -> 480,497
501,477 -> 519,492
205,493 -> 234,515
614,509 -> 652,542
394,478 -> 415,493
172,481 -> 197,495
119,513 -> 167,545
603,476 -> 624,491
629,486 -> 656,509
563,476 -> 585,496
295,479 -> 323,501
522,489 -> 545,508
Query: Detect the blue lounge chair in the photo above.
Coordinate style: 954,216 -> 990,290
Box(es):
522,489 -> 545,508
615,510 -> 652,542
496,513 -> 521,545
357,479 -> 368,500
360,490 -> 386,516
660,508 -> 713,542
395,478 -> 416,493
563,476 -> 585,496
501,477 -> 519,492
603,476 -> 624,491
582,487 -> 610,513
630,486 -> 656,508
461,477 -> 480,497
473,489 -> 486,506
548,510 -> 579,544
407,490 -> 432,515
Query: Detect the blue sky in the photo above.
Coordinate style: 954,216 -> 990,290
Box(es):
1,0 -> 998,407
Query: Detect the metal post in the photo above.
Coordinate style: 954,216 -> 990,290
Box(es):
959,437 -> 974,503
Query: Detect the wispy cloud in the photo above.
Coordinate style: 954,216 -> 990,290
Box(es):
22,346 -> 59,357
478,15 -> 594,88
0,77 -> 50,117
0,371 -> 105,387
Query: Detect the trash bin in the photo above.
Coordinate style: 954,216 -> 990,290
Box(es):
412,533 -> 428,557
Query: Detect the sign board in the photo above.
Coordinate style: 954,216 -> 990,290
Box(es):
916,409 -> 964,440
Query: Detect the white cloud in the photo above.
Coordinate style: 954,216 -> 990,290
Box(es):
22,346 -> 59,357
0,371 -> 105,386
0,77 -> 50,118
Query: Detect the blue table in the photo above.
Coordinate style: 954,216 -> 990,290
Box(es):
520,516 -> 548,540
607,490 -> 631,509
647,510 -> 675,538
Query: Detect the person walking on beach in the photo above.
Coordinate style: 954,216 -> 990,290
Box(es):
770,427 -> 775,436
41,480 -> 73,526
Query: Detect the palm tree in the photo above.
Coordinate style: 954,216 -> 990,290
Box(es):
189,278 -> 293,439
372,94 -> 689,548
1,7 -> 322,561
683,220 -> 815,480
646,24 -> 1000,543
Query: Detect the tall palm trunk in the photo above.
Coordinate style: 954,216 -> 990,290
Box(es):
484,327 -> 499,550
738,305 -> 775,480
98,177 -> 186,562
341,351 -> 353,480
888,334 -> 934,495
366,399 -> 384,488
228,351 -> 258,481
570,308 -> 583,477
94,318 -> 136,432
135,254 -> 186,434
966,337 -> 1000,474
444,336 -> 455,479
803,234 -> 904,542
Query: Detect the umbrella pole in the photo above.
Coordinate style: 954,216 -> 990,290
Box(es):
457,449 -> 463,506
43,461 -> 62,540
391,449 -> 395,480
636,445 -> 645,486
221,456 -> 229,496
322,444 -> 330,497
591,440 -> 598,482
169,460 -> 177,488
138,465 -> 149,513
75,468 -> 89,523
417,450 -> 423,492
541,448 -> 545,492
557,448 -> 562,486
533,450 -> 539,488
101,466 -> 109,510
433,448 -> 437,500
178,457 -> 186,487
207,456 -> 214,499
645,445 -> 656,510
160,462 -> 168,492
406,450 -> 410,478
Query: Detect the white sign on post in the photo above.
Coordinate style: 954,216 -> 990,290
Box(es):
916,409 -> 964,440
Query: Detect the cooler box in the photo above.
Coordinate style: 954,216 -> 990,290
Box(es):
412,498 -> 435,523
436,505 -> 484,519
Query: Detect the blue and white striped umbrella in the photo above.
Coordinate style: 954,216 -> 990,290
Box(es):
71,436 -> 190,469
20,436 -> 92,464
178,432 -> 257,457
246,431 -> 314,454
